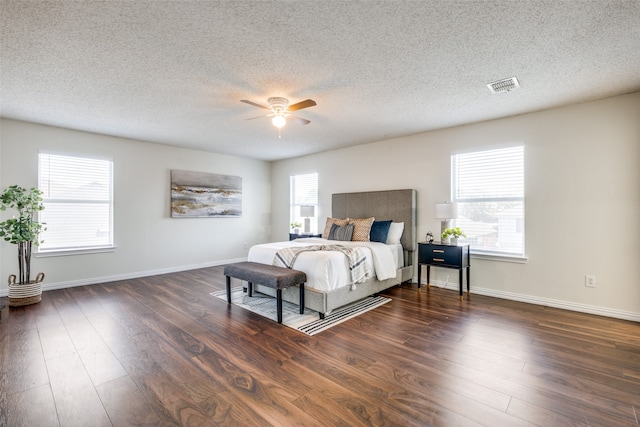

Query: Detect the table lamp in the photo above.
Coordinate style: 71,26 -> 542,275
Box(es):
435,202 -> 458,241
300,205 -> 315,234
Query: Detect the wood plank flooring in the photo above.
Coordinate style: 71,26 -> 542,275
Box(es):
1,265 -> 639,426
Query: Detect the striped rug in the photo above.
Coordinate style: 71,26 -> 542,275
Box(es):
211,287 -> 390,336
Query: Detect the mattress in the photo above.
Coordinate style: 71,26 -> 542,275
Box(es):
247,237 -> 399,292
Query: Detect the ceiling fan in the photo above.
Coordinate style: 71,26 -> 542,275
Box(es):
240,97 -> 317,129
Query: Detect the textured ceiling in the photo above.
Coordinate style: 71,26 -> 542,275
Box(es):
2,1 -> 640,161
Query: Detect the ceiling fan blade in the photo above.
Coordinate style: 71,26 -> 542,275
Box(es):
240,99 -> 268,109
245,115 -> 270,120
288,99 -> 316,111
289,115 -> 311,125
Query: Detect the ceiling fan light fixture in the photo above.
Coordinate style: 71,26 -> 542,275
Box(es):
272,114 -> 286,128
241,97 -> 315,131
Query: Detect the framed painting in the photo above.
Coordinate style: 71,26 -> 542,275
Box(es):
171,170 -> 242,217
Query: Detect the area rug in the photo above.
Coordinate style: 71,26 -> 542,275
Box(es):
211,287 -> 390,336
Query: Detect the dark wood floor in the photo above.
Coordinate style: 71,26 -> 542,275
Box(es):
1,266 -> 639,426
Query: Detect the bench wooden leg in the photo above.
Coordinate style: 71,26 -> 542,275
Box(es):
248,282 -> 253,297
276,289 -> 283,323
299,283 -> 305,314
225,276 -> 231,303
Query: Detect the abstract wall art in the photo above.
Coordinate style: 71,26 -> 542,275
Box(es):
171,170 -> 242,217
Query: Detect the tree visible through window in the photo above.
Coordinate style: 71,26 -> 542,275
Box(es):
38,153 -> 113,251
452,146 -> 524,257
290,172 -> 318,234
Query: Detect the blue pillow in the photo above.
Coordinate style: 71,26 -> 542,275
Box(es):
370,220 -> 392,243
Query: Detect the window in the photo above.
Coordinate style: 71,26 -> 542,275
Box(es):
38,153 -> 113,252
451,146 -> 524,258
290,172 -> 318,233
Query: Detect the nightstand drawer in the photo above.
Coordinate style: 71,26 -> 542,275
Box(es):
419,245 -> 460,266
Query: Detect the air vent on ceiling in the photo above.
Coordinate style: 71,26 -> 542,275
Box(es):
487,77 -> 520,93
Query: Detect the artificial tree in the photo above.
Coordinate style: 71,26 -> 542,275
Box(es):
0,185 -> 46,285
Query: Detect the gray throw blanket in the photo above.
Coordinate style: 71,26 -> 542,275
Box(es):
273,244 -> 371,289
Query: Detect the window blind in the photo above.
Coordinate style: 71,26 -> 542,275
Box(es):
452,146 -> 524,256
38,153 -> 113,251
290,172 -> 318,232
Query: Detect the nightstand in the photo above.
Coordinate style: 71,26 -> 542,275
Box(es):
418,242 -> 470,300
289,233 -> 321,241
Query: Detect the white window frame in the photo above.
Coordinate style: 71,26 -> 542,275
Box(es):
451,145 -> 526,262
290,172 -> 318,234
37,153 -> 115,257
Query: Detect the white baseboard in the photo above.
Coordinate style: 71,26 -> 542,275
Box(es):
0,257 -> 246,297
428,279 -> 640,323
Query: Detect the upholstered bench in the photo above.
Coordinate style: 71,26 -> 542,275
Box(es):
223,262 -> 306,323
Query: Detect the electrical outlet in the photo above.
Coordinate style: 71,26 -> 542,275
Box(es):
585,275 -> 596,288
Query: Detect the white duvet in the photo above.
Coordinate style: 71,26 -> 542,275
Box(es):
247,237 -> 398,292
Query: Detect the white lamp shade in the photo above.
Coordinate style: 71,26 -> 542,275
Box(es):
435,202 -> 458,219
300,205 -> 315,217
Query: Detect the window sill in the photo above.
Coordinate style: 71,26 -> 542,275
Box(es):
36,246 -> 117,258
471,252 -> 528,264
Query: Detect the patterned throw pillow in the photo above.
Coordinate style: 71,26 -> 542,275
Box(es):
322,217 -> 349,239
328,223 -> 354,241
349,217 -> 375,242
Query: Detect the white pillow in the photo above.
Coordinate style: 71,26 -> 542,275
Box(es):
385,222 -> 404,244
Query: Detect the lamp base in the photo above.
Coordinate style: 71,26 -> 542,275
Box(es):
304,217 -> 311,234
440,219 -> 451,242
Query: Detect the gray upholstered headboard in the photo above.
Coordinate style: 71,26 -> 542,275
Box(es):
332,189 -> 417,253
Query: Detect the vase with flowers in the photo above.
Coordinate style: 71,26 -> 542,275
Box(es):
290,221 -> 302,234
442,227 -> 466,245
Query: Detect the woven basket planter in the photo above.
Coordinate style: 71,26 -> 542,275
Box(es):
8,273 -> 44,307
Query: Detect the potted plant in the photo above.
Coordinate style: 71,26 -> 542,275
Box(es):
442,227 -> 466,245
290,221 -> 302,234
0,185 -> 46,306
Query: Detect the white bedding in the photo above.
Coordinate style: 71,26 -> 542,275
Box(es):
247,237 -> 399,292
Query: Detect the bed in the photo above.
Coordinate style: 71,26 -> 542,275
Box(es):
247,189 -> 417,317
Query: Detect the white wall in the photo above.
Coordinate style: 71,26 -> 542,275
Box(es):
3,93 -> 638,320
0,119 -> 271,293
271,92 -> 640,320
